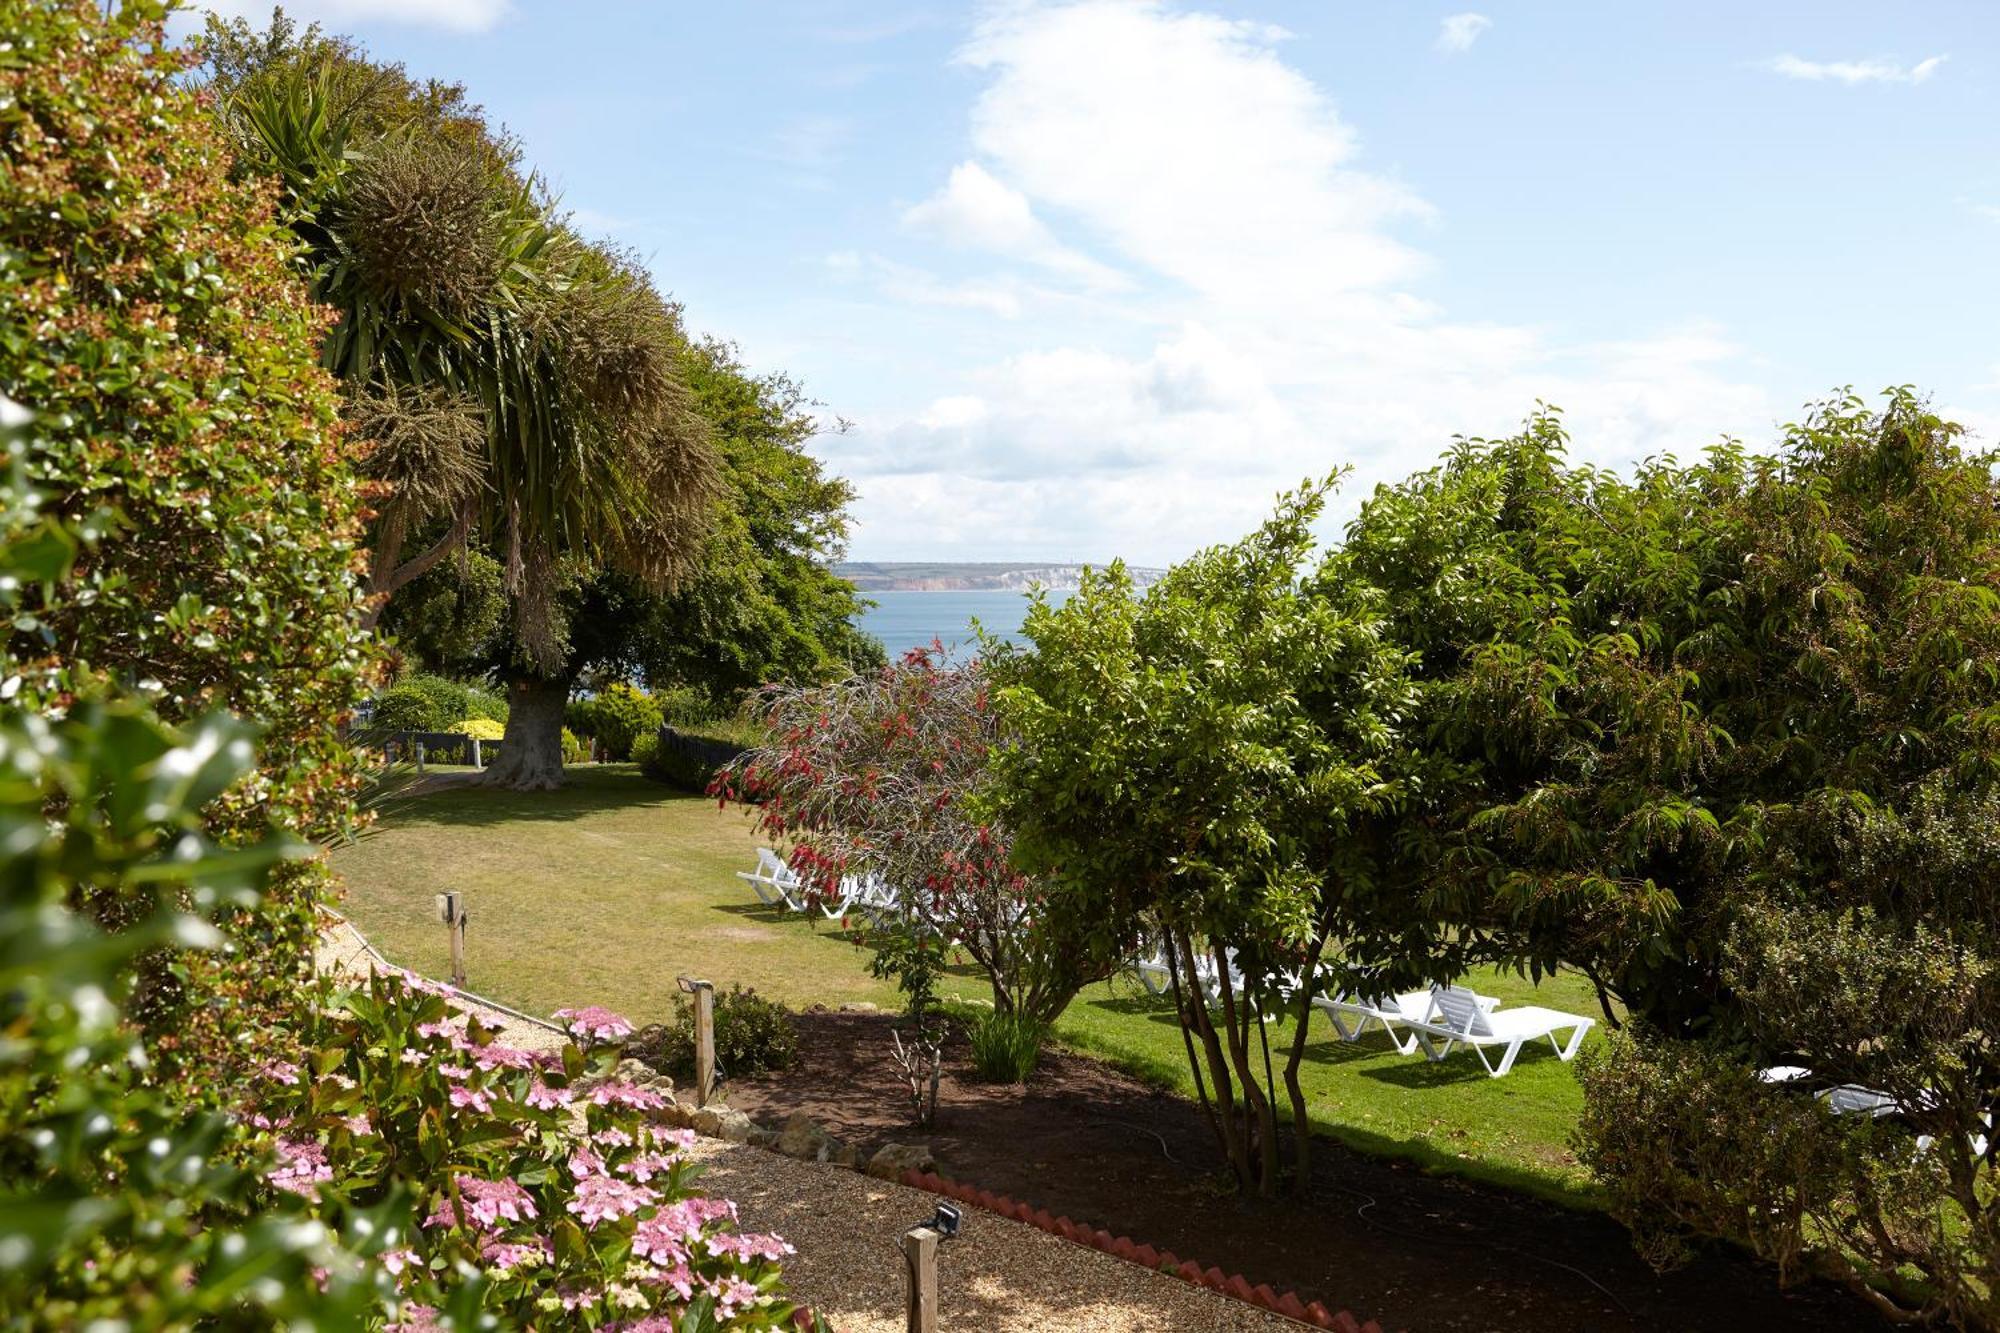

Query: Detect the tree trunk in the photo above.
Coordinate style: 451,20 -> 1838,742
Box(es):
481,673 -> 572,791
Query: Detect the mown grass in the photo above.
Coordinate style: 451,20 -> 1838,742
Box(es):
331,765 -> 1606,1204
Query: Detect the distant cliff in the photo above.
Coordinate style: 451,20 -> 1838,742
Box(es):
835,561 -> 1165,592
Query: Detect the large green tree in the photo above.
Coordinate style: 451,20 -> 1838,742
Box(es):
988,481 -> 1447,1196
382,336 -> 881,773
1346,393 -> 2000,1324
204,15 -> 718,788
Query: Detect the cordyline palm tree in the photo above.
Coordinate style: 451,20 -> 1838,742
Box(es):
214,42 -> 714,788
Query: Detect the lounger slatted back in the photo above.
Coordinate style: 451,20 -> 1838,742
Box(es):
1433,984 -> 1490,1037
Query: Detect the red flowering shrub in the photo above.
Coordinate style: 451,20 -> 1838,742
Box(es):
716,647 -> 1113,1026
260,969 -> 822,1329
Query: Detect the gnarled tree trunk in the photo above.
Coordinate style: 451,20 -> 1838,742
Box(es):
481,673 -> 572,791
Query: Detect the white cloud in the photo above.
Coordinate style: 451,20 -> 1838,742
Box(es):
194,0 -> 507,32
1765,53 -> 1946,85
1435,13 -> 1491,54
826,251 -> 1031,318
835,1 -> 1776,564
903,162 -> 1130,291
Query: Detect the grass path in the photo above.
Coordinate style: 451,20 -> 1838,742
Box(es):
332,765 -> 1605,1204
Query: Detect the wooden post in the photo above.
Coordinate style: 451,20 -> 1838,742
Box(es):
470,737 -> 482,768
678,976 -> 716,1107
415,739 -> 426,773
903,1226 -> 939,1333
438,891 -> 466,988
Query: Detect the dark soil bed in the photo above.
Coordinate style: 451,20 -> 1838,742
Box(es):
722,1010 -> 1889,1332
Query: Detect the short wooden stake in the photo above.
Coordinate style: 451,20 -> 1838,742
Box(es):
678,976 -> 716,1107
416,739 -> 426,773
903,1226 -> 939,1333
438,891 -> 467,988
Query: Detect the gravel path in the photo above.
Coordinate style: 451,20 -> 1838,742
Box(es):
686,1138 -> 1296,1332
319,914 -> 1296,1331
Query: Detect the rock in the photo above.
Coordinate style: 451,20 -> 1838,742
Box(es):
827,1141 -> 863,1170
866,1142 -> 937,1182
652,1100 -> 695,1129
692,1105 -> 756,1143
836,1001 -> 879,1013
777,1111 -> 831,1162
747,1127 -> 780,1150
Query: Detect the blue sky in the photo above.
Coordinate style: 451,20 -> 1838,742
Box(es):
193,1 -> 2000,565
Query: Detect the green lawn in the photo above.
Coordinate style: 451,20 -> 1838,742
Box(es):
331,765 -> 1605,1204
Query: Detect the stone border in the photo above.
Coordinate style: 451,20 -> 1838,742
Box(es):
893,1170 -> 1389,1333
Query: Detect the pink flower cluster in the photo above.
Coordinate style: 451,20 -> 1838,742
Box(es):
424,1176 -> 539,1232
568,1174 -> 658,1226
554,1005 -> 634,1043
266,1137 -> 333,1200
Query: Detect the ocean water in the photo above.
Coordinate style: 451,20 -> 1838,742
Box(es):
853,589 -> 1071,660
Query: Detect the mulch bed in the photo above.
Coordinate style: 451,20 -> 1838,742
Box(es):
721,1010 -> 1890,1333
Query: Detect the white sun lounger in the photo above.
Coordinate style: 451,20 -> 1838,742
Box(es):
734,848 -> 807,913
1408,984 -> 1595,1077
1313,988 -> 1499,1055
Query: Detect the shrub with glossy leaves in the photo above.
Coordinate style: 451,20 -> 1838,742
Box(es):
637,985 -> 799,1083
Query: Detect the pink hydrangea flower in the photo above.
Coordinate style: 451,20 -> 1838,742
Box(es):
437,1064 -> 473,1081
705,1231 -> 795,1263
638,1260 -> 695,1300
471,1043 -> 536,1071
710,1275 -> 762,1316
588,1081 -> 667,1111
568,1146 -> 606,1179
621,1151 -> 677,1183
554,1006 -> 633,1043
416,1019 -> 466,1042
266,1137 -> 333,1200
479,1235 -> 552,1273
593,1126 -> 634,1148
631,1215 -> 689,1267
259,1059 -> 301,1086
381,1247 -> 421,1277
448,1084 -> 493,1114
386,1303 -> 441,1333
567,1175 -> 656,1226
525,1080 -> 573,1110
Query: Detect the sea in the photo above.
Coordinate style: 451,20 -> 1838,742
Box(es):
853,589 -> 1072,660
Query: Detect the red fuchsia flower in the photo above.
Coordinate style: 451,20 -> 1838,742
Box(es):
568,1146 -> 607,1179
447,1084 -> 494,1113
588,1081 -> 667,1111
266,1137 -> 333,1199
553,1006 -> 633,1043
705,1231 -> 795,1263
525,1080 -> 572,1110
568,1175 -> 657,1226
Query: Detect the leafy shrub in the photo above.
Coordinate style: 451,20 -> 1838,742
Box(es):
577,681 -> 666,760
561,726 -> 588,765
0,694 -> 390,1327
259,974 -> 820,1329
635,986 -> 798,1082
463,682 -> 509,722
631,730 -> 662,768
965,1009 -> 1048,1084
453,716 -> 506,740
0,0 -> 375,1071
372,673 -> 470,732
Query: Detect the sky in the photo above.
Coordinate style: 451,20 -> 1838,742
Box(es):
188,1 -> 2000,566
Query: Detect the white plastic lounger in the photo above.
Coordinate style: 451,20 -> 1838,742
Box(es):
734,848 -> 807,913
1313,989 -> 1498,1055
1408,984 -> 1595,1077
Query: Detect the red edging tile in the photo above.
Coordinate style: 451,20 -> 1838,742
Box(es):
899,1168 -> 1389,1332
